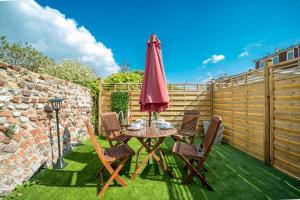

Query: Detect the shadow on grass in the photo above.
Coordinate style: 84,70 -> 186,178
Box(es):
32,138 -> 133,189
162,137 -> 300,200
27,136 -> 300,200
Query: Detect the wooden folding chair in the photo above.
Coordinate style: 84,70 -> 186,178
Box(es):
172,110 -> 200,144
172,115 -> 222,191
101,112 -> 131,147
85,119 -> 135,198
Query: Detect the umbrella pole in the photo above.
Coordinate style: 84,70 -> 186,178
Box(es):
148,112 -> 152,164
148,112 -> 152,126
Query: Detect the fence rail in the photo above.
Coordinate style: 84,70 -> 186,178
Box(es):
99,58 -> 300,180
100,83 -> 212,131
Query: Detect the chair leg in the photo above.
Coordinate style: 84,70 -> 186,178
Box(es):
183,159 -> 195,170
178,154 -> 213,191
98,157 -> 128,197
96,166 -> 105,177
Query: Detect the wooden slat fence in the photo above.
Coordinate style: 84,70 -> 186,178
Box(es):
99,83 -> 212,132
213,68 -> 265,161
213,58 -> 300,179
270,59 -> 300,179
98,58 -> 300,179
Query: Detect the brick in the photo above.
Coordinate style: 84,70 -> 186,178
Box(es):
18,81 -> 26,88
21,130 -> 29,138
29,115 -> 38,121
38,115 -> 47,121
0,111 -> 12,118
24,76 -> 33,82
20,116 -> 29,123
0,134 -> 10,144
0,80 -> 5,86
13,133 -> 22,142
34,136 -> 40,143
30,128 -> 41,136
0,126 -> 6,132
43,87 -> 49,92
20,141 -> 29,149
18,150 -> 25,157
21,97 -> 30,103
21,111 -> 29,116
11,96 -> 21,103
31,98 -> 37,103
40,135 -> 48,140
0,62 -> 8,69
1,145 -> 17,153
26,83 -> 34,90
7,117 -> 17,123
22,158 -> 30,165
9,65 -> 22,72
39,74 -> 47,80
38,98 -> 47,103
35,85 -> 44,91
0,96 -> 10,102
16,104 -> 29,110
22,90 -> 31,97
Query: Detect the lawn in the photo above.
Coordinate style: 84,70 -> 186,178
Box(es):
5,137 -> 300,200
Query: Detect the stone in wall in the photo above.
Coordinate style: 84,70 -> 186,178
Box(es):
0,61 -> 93,196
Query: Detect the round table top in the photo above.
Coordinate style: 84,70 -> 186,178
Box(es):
124,124 -> 178,138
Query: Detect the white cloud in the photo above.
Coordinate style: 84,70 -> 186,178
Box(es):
238,51 -> 249,58
202,54 -> 225,65
0,0 -> 119,77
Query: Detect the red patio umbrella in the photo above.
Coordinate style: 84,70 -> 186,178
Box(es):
139,34 -> 169,125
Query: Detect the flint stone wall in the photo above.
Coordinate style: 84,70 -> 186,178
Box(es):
0,61 -> 93,196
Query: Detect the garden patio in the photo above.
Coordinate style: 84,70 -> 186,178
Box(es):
2,58 -> 300,200
5,137 -> 300,200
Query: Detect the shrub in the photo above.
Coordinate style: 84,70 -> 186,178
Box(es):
104,72 -> 143,84
111,92 -> 129,121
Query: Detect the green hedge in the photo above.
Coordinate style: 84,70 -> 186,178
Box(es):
111,92 -> 129,118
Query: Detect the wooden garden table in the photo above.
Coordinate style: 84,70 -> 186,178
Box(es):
124,124 -> 178,180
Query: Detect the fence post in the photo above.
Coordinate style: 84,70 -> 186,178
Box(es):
211,81 -> 215,116
264,59 -> 272,165
98,80 -> 103,135
269,64 -> 274,165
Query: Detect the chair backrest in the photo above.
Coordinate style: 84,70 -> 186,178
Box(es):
84,119 -> 107,163
101,112 -> 121,139
180,110 -> 200,134
200,116 -> 222,158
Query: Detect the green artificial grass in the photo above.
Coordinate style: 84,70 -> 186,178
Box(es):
5,137 -> 300,200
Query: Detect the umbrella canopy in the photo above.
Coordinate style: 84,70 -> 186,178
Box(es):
139,34 -> 169,113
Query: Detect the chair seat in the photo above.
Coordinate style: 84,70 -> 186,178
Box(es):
172,142 -> 203,158
108,132 -> 131,142
104,144 -> 135,162
180,130 -> 196,136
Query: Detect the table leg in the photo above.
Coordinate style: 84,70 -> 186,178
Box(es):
131,137 -> 173,180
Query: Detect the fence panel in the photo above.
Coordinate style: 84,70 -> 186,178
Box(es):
213,69 -> 265,161
271,59 -> 300,179
100,83 -> 212,132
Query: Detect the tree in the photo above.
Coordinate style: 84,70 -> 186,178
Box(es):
41,59 -> 98,86
0,36 -> 54,72
119,60 -> 131,72
104,71 -> 143,83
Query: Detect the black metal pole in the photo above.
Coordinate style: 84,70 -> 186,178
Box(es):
56,111 -> 61,159
53,106 -> 67,169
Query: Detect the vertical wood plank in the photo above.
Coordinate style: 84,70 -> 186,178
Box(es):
269,64 -> 274,165
211,81 -> 214,116
98,80 -> 103,135
264,59 -> 271,165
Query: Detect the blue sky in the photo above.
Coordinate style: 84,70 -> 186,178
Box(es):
2,0 -> 300,82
